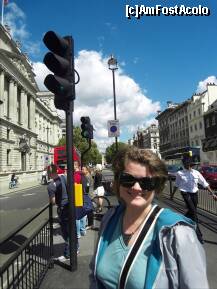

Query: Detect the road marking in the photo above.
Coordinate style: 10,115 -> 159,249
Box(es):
22,193 -> 36,197
0,196 -> 10,199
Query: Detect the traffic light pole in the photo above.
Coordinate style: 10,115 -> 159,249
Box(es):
81,138 -> 92,168
43,32 -> 78,270
65,37 -> 77,271
65,102 -> 77,271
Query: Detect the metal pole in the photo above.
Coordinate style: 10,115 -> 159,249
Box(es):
81,138 -> 92,168
1,0 -> 4,26
112,69 -> 118,152
65,36 -> 77,271
49,203 -> 54,268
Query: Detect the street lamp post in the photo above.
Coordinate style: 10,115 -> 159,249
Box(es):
108,55 -> 118,152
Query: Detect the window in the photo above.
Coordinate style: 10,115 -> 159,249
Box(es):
193,111 -> 196,117
199,122 -> 203,129
190,126 -> 193,132
7,128 -> 10,140
194,123 -> 197,131
189,113 -> 192,120
21,152 -> 26,171
7,149 -> 11,165
27,95 -> 30,128
198,108 -> 201,115
4,77 -> 9,117
212,115 -> 216,126
206,119 -> 210,128
17,88 -> 21,123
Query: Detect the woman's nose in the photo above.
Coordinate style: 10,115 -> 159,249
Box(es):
131,181 -> 142,191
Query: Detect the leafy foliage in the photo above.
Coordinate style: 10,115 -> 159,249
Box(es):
58,126 -> 102,165
105,142 -> 129,164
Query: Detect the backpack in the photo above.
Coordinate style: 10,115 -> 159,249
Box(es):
54,175 -> 68,208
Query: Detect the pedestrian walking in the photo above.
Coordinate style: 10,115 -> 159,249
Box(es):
171,156 -> 216,244
47,164 -> 79,259
93,164 -> 105,213
41,168 -> 48,184
82,165 -> 94,230
74,161 -> 87,239
89,147 -> 209,289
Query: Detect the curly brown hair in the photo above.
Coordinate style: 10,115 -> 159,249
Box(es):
112,146 -> 168,199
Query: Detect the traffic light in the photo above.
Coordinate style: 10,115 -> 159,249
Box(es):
43,31 -> 75,110
80,117 -> 93,139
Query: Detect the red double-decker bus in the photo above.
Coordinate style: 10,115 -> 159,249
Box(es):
53,145 -> 81,174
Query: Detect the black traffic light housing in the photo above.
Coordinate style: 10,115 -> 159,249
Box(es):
43,31 -> 75,110
80,117 -> 93,139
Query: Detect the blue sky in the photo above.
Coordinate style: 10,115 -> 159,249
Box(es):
2,0 -> 217,151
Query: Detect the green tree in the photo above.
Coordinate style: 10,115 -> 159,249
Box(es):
105,142 -> 129,164
58,126 -> 102,165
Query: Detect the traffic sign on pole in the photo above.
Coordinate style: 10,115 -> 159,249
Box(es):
107,120 -> 120,137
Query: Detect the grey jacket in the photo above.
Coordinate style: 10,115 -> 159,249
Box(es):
89,205 -> 209,289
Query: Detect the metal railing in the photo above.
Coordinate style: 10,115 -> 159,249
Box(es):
0,204 -> 53,289
166,179 -> 217,215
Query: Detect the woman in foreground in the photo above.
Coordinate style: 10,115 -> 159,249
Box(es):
89,147 -> 209,289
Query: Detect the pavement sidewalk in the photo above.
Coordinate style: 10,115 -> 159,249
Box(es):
40,196 -> 118,289
39,222 -> 98,289
0,181 -> 42,196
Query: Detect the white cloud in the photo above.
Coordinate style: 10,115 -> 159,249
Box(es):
4,3 -> 27,38
4,2 -> 160,152
196,76 -> 217,93
4,3 -> 41,56
33,51 -> 160,152
33,62 -> 51,89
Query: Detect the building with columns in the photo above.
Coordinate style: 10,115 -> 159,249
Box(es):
0,24 -> 62,190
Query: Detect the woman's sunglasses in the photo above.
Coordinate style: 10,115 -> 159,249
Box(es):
119,172 -> 160,191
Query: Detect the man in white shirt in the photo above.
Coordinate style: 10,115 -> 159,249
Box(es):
171,157 -> 216,244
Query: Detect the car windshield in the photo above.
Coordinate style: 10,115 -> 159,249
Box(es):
204,167 -> 217,173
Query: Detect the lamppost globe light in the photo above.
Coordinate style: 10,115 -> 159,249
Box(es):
108,55 -> 118,70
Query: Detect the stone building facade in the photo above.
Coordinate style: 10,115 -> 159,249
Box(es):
202,99 -> 217,164
156,85 -> 217,164
188,84 -> 217,162
132,124 -> 160,157
0,24 -> 62,190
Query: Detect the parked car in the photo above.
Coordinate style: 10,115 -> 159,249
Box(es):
195,165 -> 217,189
166,164 -> 183,181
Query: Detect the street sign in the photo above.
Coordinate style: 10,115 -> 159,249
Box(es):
107,120 -> 120,137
